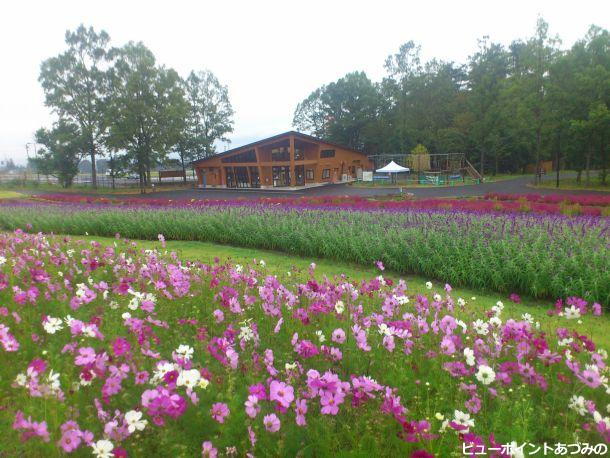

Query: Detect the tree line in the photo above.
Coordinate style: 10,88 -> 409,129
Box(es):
32,25 -> 234,189
293,18 -> 609,183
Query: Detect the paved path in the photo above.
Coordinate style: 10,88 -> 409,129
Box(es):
28,173 -> 608,200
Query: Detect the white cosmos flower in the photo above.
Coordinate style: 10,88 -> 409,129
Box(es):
489,316 -> 502,327
433,293 -> 442,302
456,320 -> 468,332
509,441 -> 525,458
15,373 -> 27,386
378,323 -> 393,337
239,326 -> 255,342
452,410 -> 475,432
125,410 -> 148,433
457,298 -> 466,307
565,305 -> 581,320
377,275 -> 386,286
175,345 -> 194,360
395,295 -> 409,305
152,362 -> 176,382
334,301 -> 345,314
121,312 -> 131,320
315,330 -> 326,343
177,369 -> 201,389
568,395 -> 587,416
425,281 -> 433,289
521,313 -> 534,323
259,260 -> 266,267
47,370 -> 61,392
198,377 -> 210,389
43,316 -> 64,334
91,439 -> 114,458
464,348 -> 476,366
81,325 -> 96,338
475,365 -> 496,385
472,319 -> 489,335
0,255 -> 6,265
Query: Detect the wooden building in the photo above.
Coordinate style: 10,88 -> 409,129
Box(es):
192,131 -> 372,189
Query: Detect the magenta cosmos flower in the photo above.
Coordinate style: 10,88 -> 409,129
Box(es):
263,413 -> 281,433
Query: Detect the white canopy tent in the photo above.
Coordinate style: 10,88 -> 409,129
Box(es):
376,161 -> 410,183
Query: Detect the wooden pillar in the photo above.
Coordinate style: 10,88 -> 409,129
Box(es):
289,135 -> 296,186
255,147 -> 264,188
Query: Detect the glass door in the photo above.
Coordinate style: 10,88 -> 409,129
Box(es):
295,165 -> 305,186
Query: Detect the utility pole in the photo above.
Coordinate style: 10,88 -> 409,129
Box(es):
26,143 -> 39,181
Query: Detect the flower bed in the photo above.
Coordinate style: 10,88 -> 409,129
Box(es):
0,201 -> 608,305
32,193 -> 610,216
0,231 -> 608,457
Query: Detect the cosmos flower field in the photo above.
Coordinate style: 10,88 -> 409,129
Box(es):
0,229 -> 609,457
0,198 -> 608,305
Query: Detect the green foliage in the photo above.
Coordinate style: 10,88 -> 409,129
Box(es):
105,42 -> 188,189
410,144 -> 428,155
293,72 -> 381,151
39,25 -> 112,187
292,19 -> 610,179
31,121 -> 87,187
183,70 -> 235,160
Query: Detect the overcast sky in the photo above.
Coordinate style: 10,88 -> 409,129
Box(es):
1,0 -> 608,164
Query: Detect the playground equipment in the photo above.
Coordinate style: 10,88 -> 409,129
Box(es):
368,153 -> 481,185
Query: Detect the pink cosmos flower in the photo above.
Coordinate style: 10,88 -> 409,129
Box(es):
248,426 -> 257,447
75,347 -> 96,366
201,441 -> 218,457
210,403 -> 229,423
375,261 -> 385,271
320,391 -> 343,415
383,335 -> 395,352
244,395 -> 260,418
578,369 -> 602,388
269,380 -> 295,408
331,328 -> 346,344
263,413 -> 281,433
295,399 -> 307,426
59,429 -> 81,452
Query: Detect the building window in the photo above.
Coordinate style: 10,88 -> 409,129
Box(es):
294,148 -> 304,160
221,149 -> 256,163
271,147 -> 290,162
306,169 -> 314,180
322,169 -> 330,179
320,149 -> 335,158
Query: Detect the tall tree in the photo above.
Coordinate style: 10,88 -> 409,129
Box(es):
184,70 -> 234,159
293,71 -> 380,150
106,42 -> 187,192
39,25 -> 111,188
467,38 -> 510,176
32,120 -> 87,188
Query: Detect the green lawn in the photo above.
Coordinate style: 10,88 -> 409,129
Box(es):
0,190 -> 24,199
77,234 -> 610,351
531,177 -> 610,192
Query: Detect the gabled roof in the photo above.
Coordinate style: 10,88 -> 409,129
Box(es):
191,131 -> 367,165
